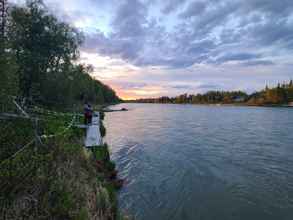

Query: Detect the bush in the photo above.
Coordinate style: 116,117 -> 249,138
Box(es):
92,144 -> 110,162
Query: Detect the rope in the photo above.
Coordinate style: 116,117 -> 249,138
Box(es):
0,114 -> 76,166
0,96 -> 79,169
0,139 -> 35,166
12,100 -> 29,118
31,106 -> 82,117
40,114 -> 77,139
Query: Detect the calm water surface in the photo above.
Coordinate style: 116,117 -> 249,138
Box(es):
104,103 -> 293,220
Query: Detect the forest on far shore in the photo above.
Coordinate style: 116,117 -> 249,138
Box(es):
0,0 -> 120,110
132,81 -> 293,106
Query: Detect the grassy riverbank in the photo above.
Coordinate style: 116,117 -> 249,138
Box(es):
0,108 -> 127,220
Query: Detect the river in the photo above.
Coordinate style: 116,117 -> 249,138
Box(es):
104,103 -> 293,220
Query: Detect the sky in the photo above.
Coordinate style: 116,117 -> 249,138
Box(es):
13,0 -> 293,99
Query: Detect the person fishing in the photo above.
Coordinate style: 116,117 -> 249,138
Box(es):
84,102 -> 93,125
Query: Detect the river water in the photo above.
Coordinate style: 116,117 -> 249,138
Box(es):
104,103 -> 293,220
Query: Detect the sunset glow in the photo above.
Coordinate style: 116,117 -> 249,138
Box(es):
13,0 -> 293,99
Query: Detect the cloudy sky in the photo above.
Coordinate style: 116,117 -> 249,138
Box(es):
14,0 -> 293,99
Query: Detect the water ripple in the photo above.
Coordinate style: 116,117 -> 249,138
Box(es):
105,104 -> 293,220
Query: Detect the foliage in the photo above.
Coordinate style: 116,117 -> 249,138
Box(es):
247,81 -> 293,106
92,144 -> 110,163
0,114 -> 117,219
134,90 -> 249,104
1,0 -> 120,108
76,207 -> 89,220
0,1 -> 122,216
133,81 -> 293,106
0,118 -> 35,161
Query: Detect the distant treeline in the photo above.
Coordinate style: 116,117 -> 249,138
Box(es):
0,0 -> 120,108
132,81 -> 293,106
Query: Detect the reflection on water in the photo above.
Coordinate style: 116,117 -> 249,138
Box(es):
104,103 -> 293,220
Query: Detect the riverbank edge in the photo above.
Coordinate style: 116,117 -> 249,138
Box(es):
125,102 -> 293,108
92,109 -> 126,219
0,107 -> 128,219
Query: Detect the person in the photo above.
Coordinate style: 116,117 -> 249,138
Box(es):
88,104 -> 93,124
84,102 -> 93,125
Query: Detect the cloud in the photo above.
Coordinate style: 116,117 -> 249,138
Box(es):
242,0 -> 293,16
18,0 -> 293,97
196,83 -> 221,90
241,60 -> 275,66
215,53 -> 262,64
169,84 -> 195,90
167,82 -> 220,91
179,1 -> 208,19
161,0 -> 187,14
250,19 -> 293,48
119,82 -> 148,90
78,0 -> 293,71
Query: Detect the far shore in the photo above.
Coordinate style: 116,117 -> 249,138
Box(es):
123,101 -> 293,108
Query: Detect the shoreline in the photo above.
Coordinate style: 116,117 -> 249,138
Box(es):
124,102 -> 293,108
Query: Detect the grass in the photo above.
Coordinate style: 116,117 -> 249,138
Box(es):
0,107 -> 125,219
0,118 -> 35,161
92,144 -> 110,162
